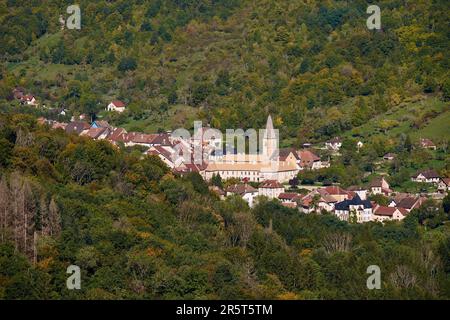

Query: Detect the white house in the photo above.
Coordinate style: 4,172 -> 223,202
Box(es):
347,186 -> 368,200
258,180 -> 285,199
420,138 -> 436,150
107,100 -> 126,112
369,177 -> 392,195
334,195 -> 373,223
21,95 -> 38,106
411,170 -> 440,184
372,205 -> 408,222
226,184 -> 259,207
325,137 -> 342,151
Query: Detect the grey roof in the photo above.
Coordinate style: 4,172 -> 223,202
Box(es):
335,194 -> 372,211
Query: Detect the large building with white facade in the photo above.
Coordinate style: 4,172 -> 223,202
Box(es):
202,115 -> 299,183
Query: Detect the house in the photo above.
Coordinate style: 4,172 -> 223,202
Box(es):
297,150 -> 327,170
318,186 -> 354,202
106,128 -> 128,146
65,121 -> 90,135
107,100 -> 126,112
334,194 -> 373,223
420,138 -> 436,150
383,153 -> 396,161
91,120 -> 112,129
388,193 -> 410,207
258,180 -> 285,199
347,186 -> 368,200
325,137 -> 342,151
396,196 -> 425,212
297,190 -> 337,213
372,205 -> 408,222
125,132 -> 158,147
150,133 -> 172,147
278,192 -> 300,205
411,169 -> 440,184
369,177 -> 392,195
80,127 -> 111,140
147,146 -> 181,169
438,178 -> 450,193
225,183 -> 259,207
21,95 -> 38,106
173,158 -> 208,177
279,148 -> 301,165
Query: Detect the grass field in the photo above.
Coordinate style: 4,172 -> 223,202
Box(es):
345,96 -> 449,142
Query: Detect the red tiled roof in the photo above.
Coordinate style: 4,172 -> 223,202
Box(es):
278,192 -> 298,200
321,186 -> 348,195
111,100 -> 125,108
128,133 -> 157,144
148,146 -> 173,160
151,133 -> 171,146
82,127 -> 108,139
374,206 -> 397,216
259,180 -> 284,189
397,196 -> 424,210
65,122 -> 90,134
107,128 -> 128,143
226,184 -> 257,195
298,150 -> 320,162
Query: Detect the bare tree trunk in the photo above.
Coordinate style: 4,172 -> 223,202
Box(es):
0,177 -> 10,243
49,197 -> 61,237
33,231 -> 37,265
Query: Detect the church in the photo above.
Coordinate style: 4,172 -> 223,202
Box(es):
202,115 -> 300,183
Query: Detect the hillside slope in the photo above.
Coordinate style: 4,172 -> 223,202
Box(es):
0,0 -> 448,144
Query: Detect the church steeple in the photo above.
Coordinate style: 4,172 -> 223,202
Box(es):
264,114 -> 276,139
263,114 -> 277,158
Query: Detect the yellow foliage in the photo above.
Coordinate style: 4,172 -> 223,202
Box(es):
37,257 -> 54,271
277,292 -> 299,300
137,232 -> 151,239
146,247 -> 162,257
300,248 -> 312,257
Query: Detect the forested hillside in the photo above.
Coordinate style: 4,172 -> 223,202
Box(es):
0,113 -> 449,299
0,0 -> 450,301
0,0 -> 448,144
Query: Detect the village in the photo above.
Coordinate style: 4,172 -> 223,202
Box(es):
18,89 -> 449,225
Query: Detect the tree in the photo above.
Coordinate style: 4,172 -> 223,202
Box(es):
288,177 -> 299,189
211,173 -> 223,188
443,192 -> 450,214
118,57 -> 137,72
